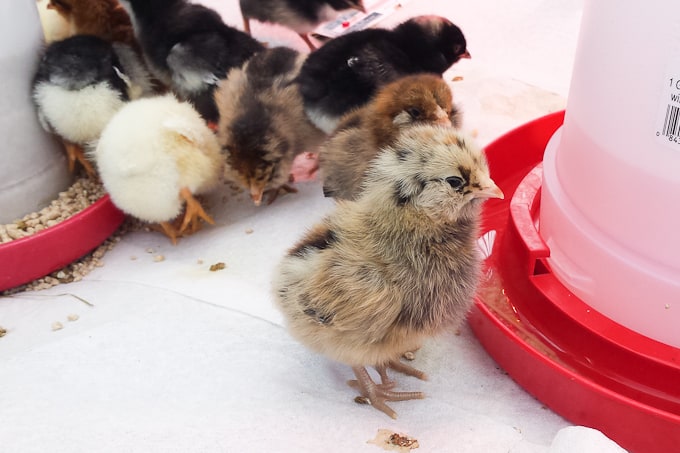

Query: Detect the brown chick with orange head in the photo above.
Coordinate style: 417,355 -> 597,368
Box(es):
47,0 -> 137,47
274,124 -> 503,419
319,73 -> 461,201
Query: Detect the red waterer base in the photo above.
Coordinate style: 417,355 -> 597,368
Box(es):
470,111 -> 680,453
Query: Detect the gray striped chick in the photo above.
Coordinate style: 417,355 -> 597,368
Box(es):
216,47 -> 325,206
273,124 -> 503,418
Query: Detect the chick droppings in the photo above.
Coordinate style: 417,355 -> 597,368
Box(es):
209,262 -> 226,272
368,429 -> 419,452
0,326 -> 7,337
245,228 -> 254,235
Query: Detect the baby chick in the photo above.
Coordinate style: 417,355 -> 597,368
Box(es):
118,0 -> 265,125
215,47 -> 326,206
273,124 -> 503,419
240,0 -> 366,49
320,73 -> 461,200
32,35 -> 153,176
297,15 -> 470,133
94,95 -> 223,244
46,0 -> 137,47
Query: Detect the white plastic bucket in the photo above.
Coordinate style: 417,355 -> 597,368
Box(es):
0,1 -> 71,224
540,0 -> 680,347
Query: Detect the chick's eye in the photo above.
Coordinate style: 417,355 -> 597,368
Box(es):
446,176 -> 465,190
407,108 -> 421,119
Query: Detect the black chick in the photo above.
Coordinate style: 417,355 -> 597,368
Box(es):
118,0 -> 265,125
297,15 -> 470,133
31,35 -> 152,176
240,0 -> 366,50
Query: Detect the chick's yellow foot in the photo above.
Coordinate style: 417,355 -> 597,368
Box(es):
179,187 -> 214,235
158,221 -> 180,245
349,366 -> 425,419
64,142 -> 96,177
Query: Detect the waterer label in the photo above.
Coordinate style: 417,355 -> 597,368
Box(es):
655,28 -> 680,149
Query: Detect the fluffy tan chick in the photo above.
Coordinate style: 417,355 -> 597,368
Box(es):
319,73 -> 460,200
216,47 -> 325,206
274,124 -> 503,419
94,95 -> 223,244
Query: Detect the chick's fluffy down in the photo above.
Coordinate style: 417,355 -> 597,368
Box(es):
95,95 -> 222,222
34,81 -> 127,145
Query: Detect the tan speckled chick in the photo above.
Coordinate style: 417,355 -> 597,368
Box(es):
273,124 -> 503,419
216,47 -> 326,206
319,74 -> 461,200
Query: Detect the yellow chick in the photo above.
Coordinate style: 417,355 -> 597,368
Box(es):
94,94 -> 223,243
273,124 -> 503,419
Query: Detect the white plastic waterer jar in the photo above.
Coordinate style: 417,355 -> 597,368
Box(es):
0,2 -> 71,224
540,0 -> 680,347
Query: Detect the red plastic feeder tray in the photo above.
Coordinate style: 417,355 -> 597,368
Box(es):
0,195 -> 125,292
470,111 -> 680,453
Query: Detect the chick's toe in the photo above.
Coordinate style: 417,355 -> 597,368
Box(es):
380,360 -> 428,382
64,142 -> 96,177
178,187 -> 215,234
264,184 -> 298,205
349,367 -> 425,419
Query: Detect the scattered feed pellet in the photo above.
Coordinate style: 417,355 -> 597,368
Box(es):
0,326 -> 7,337
67,314 -> 79,322
51,322 -> 64,331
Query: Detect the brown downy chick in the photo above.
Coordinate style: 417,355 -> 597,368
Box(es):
319,73 -> 461,200
216,47 -> 326,206
47,0 -> 137,47
273,124 -> 503,419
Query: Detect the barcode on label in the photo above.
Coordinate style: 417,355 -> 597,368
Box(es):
662,104 -> 680,137
655,73 -> 680,148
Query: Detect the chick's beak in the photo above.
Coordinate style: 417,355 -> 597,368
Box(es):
461,50 -> 472,59
435,107 -> 452,126
250,180 -> 267,206
474,183 -> 504,200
